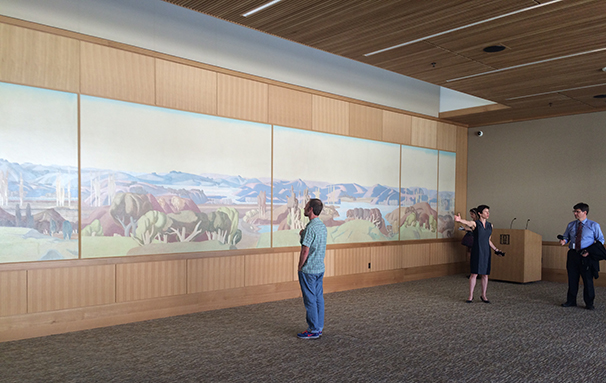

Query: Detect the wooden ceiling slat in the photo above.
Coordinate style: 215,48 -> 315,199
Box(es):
162,0 -> 606,126
448,51 -> 606,103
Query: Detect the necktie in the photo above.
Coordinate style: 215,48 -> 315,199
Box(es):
575,221 -> 583,250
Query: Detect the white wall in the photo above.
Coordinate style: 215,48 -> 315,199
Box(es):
0,0 -> 443,117
440,87 -> 495,113
467,111 -> 606,240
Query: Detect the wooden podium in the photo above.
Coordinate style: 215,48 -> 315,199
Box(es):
490,229 -> 542,283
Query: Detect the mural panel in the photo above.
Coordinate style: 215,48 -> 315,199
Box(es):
438,151 -> 456,238
80,96 -> 271,258
0,83 -> 79,263
400,146 -> 438,240
271,127 -> 400,247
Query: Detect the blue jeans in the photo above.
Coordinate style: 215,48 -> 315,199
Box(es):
298,271 -> 324,333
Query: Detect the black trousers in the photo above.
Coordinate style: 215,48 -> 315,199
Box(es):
566,249 -> 595,306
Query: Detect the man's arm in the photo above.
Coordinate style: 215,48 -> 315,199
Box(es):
298,245 -> 309,271
560,222 -> 573,246
594,222 -> 605,245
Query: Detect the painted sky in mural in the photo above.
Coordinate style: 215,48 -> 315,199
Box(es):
0,82 -> 79,263
438,151 -> 456,238
271,126 -> 401,247
400,146 -> 439,240
80,96 -> 272,258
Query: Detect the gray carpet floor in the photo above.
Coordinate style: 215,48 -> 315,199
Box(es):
2,275 -> 606,382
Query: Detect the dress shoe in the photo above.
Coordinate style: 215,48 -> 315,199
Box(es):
480,296 -> 491,304
586,305 -> 595,310
561,302 -> 577,307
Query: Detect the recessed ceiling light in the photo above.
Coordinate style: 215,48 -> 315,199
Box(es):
242,0 -> 282,17
594,94 -> 606,99
483,45 -> 506,53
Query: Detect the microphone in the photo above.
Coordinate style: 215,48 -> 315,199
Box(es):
525,219 -> 530,230
510,217 -> 517,229
557,235 -> 564,240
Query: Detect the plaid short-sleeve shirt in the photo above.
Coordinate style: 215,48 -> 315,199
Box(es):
300,217 -> 327,274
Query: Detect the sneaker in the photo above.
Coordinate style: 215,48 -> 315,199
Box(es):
297,330 -> 320,339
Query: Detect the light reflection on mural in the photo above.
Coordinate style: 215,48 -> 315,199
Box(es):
80,96 -> 272,258
0,83 -> 79,263
400,146 -> 439,240
271,127 -> 401,247
438,151 -> 456,238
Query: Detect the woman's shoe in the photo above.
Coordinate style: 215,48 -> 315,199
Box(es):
480,296 -> 491,304
466,299 -> 473,303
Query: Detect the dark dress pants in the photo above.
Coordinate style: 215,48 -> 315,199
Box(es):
566,249 -> 595,306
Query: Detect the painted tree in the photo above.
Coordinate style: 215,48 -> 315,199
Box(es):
257,190 -> 267,218
49,219 -> 57,236
167,210 -> 209,242
133,210 -> 171,246
109,192 -> 152,237
217,206 -> 242,245
14,204 -> 21,227
206,210 -> 232,244
25,203 -> 34,228
82,219 -> 104,236
62,220 -> 73,240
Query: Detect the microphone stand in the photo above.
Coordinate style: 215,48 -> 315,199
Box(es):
510,217 -> 516,229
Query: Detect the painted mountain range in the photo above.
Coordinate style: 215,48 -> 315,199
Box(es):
0,159 -> 438,208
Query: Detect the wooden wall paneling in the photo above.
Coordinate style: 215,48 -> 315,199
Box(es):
541,244 -> 567,270
429,241 -> 462,265
382,111 -> 412,145
402,243 -> 432,268
324,249 -> 335,277
116,260 -> 187,302
0,23 -> 79,92
370,245 -> 402,272
155,59 -> 217,115
0,270 -> 27,317
349,103 -> 383,141
411,116 -> 438,149
28,265 -> 115,313
188,256 -> 245,293
80,42 -> 155,104
437,122 -> 458,151
312,95 -> 349,135
217,73 -> 268,123
455,126 -> 468,218
292,248 -> 336,280
245,252 -> 295,286
268,85 -> 312,130
333,247 -> 371,276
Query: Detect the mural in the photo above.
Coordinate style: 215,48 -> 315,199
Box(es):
1,82 -> 459,263
80,96 -> 272,258
438,151 -> 456,238
400,146 -> 438,240
270,127 -> 401,247
0,83 -> 79,263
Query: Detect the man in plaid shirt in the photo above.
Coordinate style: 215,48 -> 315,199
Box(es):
296,198 -> 327,339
